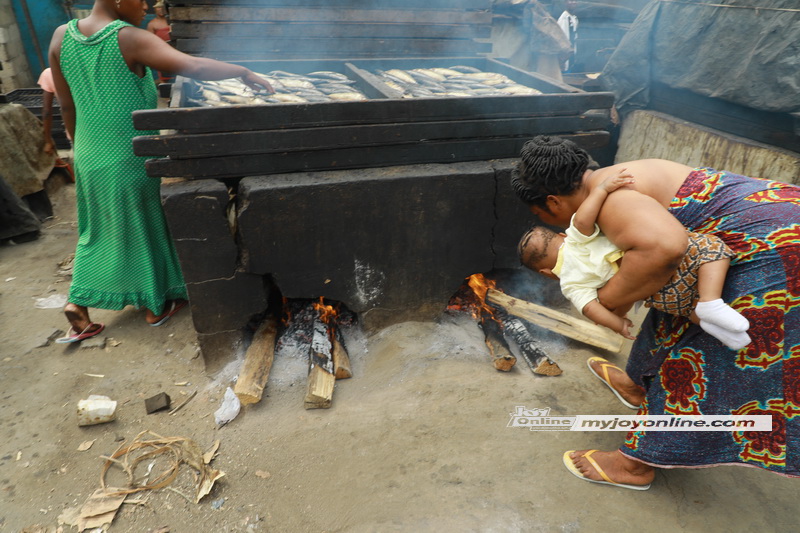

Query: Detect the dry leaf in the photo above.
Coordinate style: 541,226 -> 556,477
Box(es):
77,440 -> 96,452
255,470 -> 271,479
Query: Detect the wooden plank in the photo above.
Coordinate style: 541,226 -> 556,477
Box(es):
649,82 -> 800,154
169,7 -> 492,25
133,115 -> 610,158
233,318 -> 278,405
143,132 -> 610,178
178,37 -> 490,55
486,289 -> 624,353
170,22 -> 491,40
169,0 -> 492,8
133,93 -> 614,132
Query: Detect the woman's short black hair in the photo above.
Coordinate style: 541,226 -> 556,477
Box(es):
511,135 -> 598,208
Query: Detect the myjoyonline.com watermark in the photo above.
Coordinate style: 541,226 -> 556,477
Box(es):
508,406 -> 772,431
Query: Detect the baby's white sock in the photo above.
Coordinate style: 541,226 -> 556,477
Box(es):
700,320 -> 752,350
695,299 -> 749,332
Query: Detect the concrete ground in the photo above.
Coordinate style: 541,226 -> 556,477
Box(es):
0,182 -> 797,532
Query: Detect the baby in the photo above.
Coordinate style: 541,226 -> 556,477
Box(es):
518,171 -> 751,349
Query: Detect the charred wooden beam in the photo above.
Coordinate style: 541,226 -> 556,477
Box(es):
478,311 -> 516,372
487,289 -> 623,353
304,316 -> 336,409
143,133 -> 610,179
495,309 -> 562,377
234,317 -> 278,405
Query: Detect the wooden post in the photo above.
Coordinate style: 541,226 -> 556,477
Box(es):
304,317 -> 336,409
487,289 -> 623,353
234,318 -> 278,405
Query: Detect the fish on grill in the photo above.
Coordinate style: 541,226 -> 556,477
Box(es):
191,70 -> 368,107
372,66 -> 543,99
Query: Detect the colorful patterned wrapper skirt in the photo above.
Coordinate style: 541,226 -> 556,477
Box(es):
623,168 -> 800,477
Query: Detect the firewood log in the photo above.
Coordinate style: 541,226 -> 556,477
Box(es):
331,327 -> 353,380
304,317 -> 336,409
498,311 -> 562,376
478,311 -> 516,371
234,318 -> 278,405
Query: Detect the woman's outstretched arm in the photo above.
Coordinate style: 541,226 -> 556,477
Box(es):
119,27 -> 273,92
595,188 -> 687,311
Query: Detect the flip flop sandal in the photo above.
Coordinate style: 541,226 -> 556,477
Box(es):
563,450 -> 651,491
150,300 -> 188,327
55,322 -> 105,344
587,356 -> 640,410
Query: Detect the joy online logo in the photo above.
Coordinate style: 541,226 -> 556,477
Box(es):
508,406 -> 576,431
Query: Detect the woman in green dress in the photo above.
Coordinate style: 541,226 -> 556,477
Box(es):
49,0 -> 273,342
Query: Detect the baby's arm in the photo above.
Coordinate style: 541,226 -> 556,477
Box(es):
572,169 -> 635,236
582,299 -> 636,340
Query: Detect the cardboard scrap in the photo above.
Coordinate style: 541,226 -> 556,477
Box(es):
58,489 -> 126,531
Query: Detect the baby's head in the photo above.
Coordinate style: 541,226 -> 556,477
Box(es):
518,226 -> 564,279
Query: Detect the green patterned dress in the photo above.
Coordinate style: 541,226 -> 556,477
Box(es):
60,19 -> 187,314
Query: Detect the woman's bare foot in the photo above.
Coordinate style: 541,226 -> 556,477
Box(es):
569,449 -> 655,487
64,302 -> 101,334
588,357 -> 645,408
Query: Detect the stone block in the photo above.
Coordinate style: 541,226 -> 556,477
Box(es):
197,329 -> 246,375
238,162 -> 498,317
491,158 -> 535,270
185,270 -> 268,334
161,179 -> 238,282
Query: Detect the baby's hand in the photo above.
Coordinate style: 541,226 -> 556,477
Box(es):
617,316 -> 636,340
599,168 -> 635,194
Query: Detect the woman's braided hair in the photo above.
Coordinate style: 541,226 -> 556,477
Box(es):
511,135 -> 598,208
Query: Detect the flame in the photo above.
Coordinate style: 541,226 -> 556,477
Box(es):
280,296 -> 291,327
447,273 -> 500,320
312,296 -> 338,324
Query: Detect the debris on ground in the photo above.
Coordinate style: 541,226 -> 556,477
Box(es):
76,395 -> 117,426
214,387 -> 241,426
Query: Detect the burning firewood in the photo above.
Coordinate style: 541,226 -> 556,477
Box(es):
304,298 -> 348,409
496,309 -> 562,376
234,317 -> 278,405
486,289 -> 623,353
305,315 -> 335,409
478,310 -> 516,372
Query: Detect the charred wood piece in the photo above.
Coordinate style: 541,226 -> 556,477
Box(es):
495,308 -> 562,376
478,310 -> 516,371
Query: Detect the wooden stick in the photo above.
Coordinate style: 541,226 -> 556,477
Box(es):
234,318 -> 278,405
304,317 -> 335,409
487,289 -> 623,353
